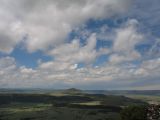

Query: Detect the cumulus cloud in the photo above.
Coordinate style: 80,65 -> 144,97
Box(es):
38,33 -> 111,73
48,34 -> 100,65
0,0 -> 130,53
109,19 -> 144,63
136,58 -> 160,77
0,56 -> 160,89
0,17 -> 25,53
0,0 -> 160,90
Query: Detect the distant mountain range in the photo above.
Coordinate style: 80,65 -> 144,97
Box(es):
0,88 -> 160,96
84,90 -> 160,96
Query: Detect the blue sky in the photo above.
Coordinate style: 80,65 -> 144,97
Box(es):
0,0 -> 160,89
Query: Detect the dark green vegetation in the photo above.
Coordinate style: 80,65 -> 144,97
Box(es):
120,105 -> 147,120
0,89 -> 148,120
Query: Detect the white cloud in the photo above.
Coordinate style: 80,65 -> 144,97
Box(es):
0,0 -> 160,90
20,66 -> 36,74
0,18 -> 25,53
0,0 -> 130,53
0,56 -> 160,89
0,57 -> 16,71
136,58 -> 160,77
48,33 -> 106,65
109,19 -> 143,63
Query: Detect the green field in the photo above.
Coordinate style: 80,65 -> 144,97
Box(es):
0,103 -> 122,120
125,94 -> 160,104
0,90 -> 148,120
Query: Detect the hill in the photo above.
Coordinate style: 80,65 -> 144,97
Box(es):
62,88 -> 82,94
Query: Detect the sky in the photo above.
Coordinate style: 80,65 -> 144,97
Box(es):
0,0 -> 160,90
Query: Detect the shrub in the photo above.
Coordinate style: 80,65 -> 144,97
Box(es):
120,105 -> 147,120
